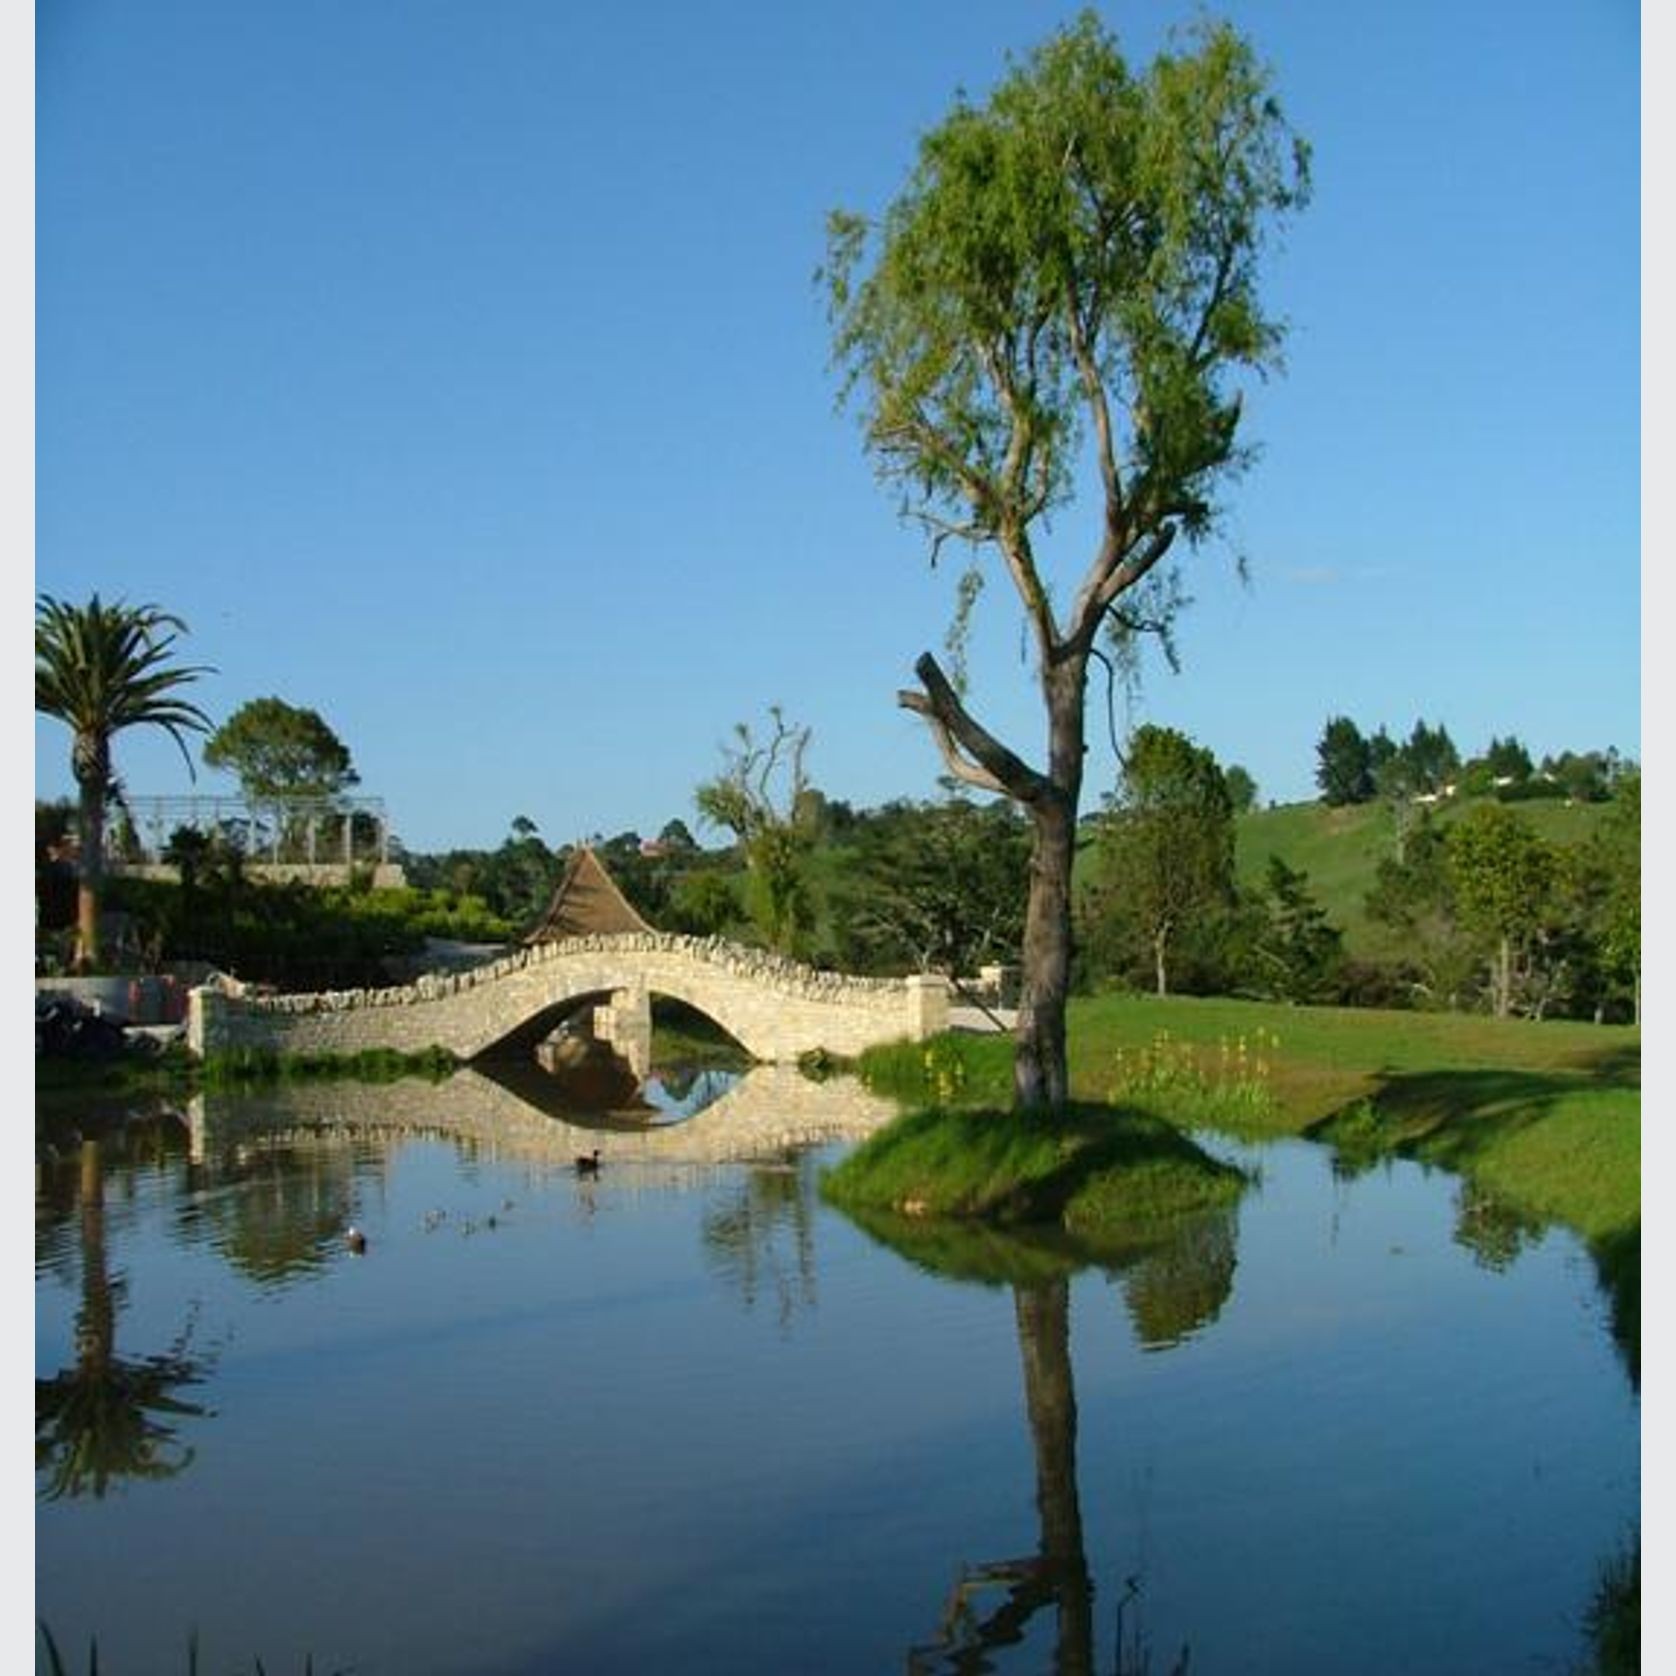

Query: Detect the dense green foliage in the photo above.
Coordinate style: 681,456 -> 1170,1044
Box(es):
1315,715 -> 1375,805
202,696 -> 359,801
96,858 -> 513,989
1319,712 -> 1630,811
402,820 -> 566,933
1083,725 -> 1237,996
36,749 -> 1631,1022
1445,802 -> 1557,1016
1142,739 -> 1639,1022
828,797 -> 1030,977
1244,856 -> 1346,1003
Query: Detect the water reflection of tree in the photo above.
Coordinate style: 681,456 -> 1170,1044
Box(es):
1451,1182 -> 1546,1272
36,1141 -> 213,1501
700,1159 -> 817,1328
867,1210 -> 1232,1673
193,1142 -> 362,1284
1118,1210 -> 1238,1349
905,1281 -> 1095,1675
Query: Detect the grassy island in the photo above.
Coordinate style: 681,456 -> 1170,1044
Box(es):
821,1101 -> 1247,1232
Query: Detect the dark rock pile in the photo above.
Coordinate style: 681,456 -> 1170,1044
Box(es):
35,994 -> 131,1061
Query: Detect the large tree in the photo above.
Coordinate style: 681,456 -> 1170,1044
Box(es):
1088,725 -> 1236,998
825,12 -> 1308,1107
694,707 -> 817,955
35,594 -> 213,971
1447,803 -> 1556,1019
203,696 -> 360,863
834,797 -> 1031,979
1316,716 -> 1373,806
1401,718 -> 1460,794
1590,775 -> 1641,1023
203,695 -> 358,802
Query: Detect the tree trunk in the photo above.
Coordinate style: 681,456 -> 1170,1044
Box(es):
1495,933 -> 1512,1019
76,1141 -> 113,1380
1014,1280 -> 1094,1676
74,775 -> 106,974
1016,794 -> 1075,1110
1013,658 -> 1087,1112
1153,923 -> 1170,998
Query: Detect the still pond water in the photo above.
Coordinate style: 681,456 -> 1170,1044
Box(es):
37,1064 -> 1637,1674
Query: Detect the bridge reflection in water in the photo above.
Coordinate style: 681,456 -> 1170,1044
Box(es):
186,1063 -> 898,1171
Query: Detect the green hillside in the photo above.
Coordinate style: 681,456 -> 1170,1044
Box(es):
1234,796 -> 1609,958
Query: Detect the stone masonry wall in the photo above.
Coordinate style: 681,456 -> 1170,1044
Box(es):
188,1064 -> 898,1169
188,933 -> 949,1063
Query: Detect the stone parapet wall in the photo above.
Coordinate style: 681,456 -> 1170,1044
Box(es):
188,934 -> 950,1064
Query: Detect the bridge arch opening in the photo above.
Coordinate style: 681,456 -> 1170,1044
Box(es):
647,996 -> 752,1065
470,992 -> 752,1067
474,992 -> 613,1062
469,984 -> 754,1113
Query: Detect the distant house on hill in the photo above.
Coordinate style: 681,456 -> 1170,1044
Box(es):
522,845 -> 653,944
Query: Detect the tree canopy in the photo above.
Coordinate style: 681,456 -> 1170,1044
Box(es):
694,707 -> 818,955
833,797 -> 1030,979
1447,803 -> 1557,1018
203,697 -> 359,803
1089,724 -> 1236,997
1316,717 -> 1373,806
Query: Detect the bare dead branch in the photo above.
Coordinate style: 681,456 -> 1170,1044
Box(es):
898,652 -> 1054,807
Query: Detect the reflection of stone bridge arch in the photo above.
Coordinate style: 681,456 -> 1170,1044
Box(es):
187,1065 -> 898,1170
188,934 -> 950,1075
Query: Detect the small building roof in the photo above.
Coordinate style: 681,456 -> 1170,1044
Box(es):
522,845 -> 653,944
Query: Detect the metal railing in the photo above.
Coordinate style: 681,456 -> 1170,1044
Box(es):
108,794 -> 393,868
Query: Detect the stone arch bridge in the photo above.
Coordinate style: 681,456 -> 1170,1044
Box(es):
187,933 -> 950,1074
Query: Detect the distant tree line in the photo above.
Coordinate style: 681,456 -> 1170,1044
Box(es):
1316,714 -> 1632,809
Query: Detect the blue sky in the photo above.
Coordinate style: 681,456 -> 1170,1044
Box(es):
32,0 -> 1641,854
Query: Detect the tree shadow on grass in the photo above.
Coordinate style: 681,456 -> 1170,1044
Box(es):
1572,1041 -> 1641,1088
1309,1066 -> 1604,1167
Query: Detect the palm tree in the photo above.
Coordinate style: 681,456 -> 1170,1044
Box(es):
36,1141 -> 212,1501
35,594 -> 213,971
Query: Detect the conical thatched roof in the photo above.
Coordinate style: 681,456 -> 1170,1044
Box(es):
522,845 -> 652,944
